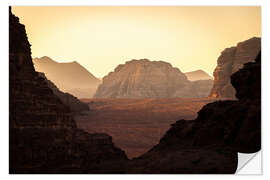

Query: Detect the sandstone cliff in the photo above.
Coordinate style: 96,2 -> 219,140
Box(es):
9,8 -> 127,173
209,37 -> 261,98
128,52 -> 261,173
94,59 -> 212,98
185,70 -> 213,81
33,56 -> 101,98
38,72 -> 89,113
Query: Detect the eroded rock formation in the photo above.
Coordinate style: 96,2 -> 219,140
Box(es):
209,37 -> 261,98
9,8 -> 127,174
128,52 -> 261,173
94,59 -> 212,98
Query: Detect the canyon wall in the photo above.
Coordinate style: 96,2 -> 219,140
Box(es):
209,37 -> 261,98
128,52 -> 261,173
9,8 -> 127,173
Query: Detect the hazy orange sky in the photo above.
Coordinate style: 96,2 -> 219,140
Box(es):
12,6 -> 261,78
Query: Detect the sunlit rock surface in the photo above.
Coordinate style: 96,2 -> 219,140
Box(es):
209,37 -> 261,98
95,59 -> 212,98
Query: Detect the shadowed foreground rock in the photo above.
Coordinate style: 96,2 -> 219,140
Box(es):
128,52 -> 261,173
38,72 -> 89,113
9,8 -> 127,174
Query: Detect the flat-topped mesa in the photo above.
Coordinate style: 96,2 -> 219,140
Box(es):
95,59 -> 212,98
209,37 -> 261,98
95,59 -> 188,98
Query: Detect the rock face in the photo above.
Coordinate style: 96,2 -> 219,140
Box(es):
209,37 -> 261,98
9,8 -> 127,174
185,70 -> 213,81
128,52 -> 261,173
33,56 -> 101,98
38,72 -> 89,113
94,59 -> 212,98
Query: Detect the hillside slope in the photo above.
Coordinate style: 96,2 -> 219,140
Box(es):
33,56 -> 101,98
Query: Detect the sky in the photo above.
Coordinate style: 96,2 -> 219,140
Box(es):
12,6 -> 261,78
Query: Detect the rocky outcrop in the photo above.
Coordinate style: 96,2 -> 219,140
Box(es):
9,8 -> 127,174
209,37 -> 261,98
231,52 -> 261,100
185,70 -> 213,81
38,72 -> 89,113
94,59 -> 212,98
128,52 -> 261,173
33,56 -> 101,98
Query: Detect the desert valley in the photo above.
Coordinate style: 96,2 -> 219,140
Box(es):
77,98 -> 215,158
31,37 -> 261,159
9,6 -> 261,174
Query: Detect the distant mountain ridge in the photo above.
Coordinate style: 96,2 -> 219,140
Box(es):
33,56 -> 101,98
94,59 -> 213,98
185,70 -> 213,81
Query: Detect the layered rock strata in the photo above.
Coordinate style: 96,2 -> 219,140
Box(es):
94,59 -> 213,98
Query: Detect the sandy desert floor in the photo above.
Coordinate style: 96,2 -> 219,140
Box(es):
75,98 -> 216,159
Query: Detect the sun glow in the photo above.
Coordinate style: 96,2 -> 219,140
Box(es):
12,6 -> 261,78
